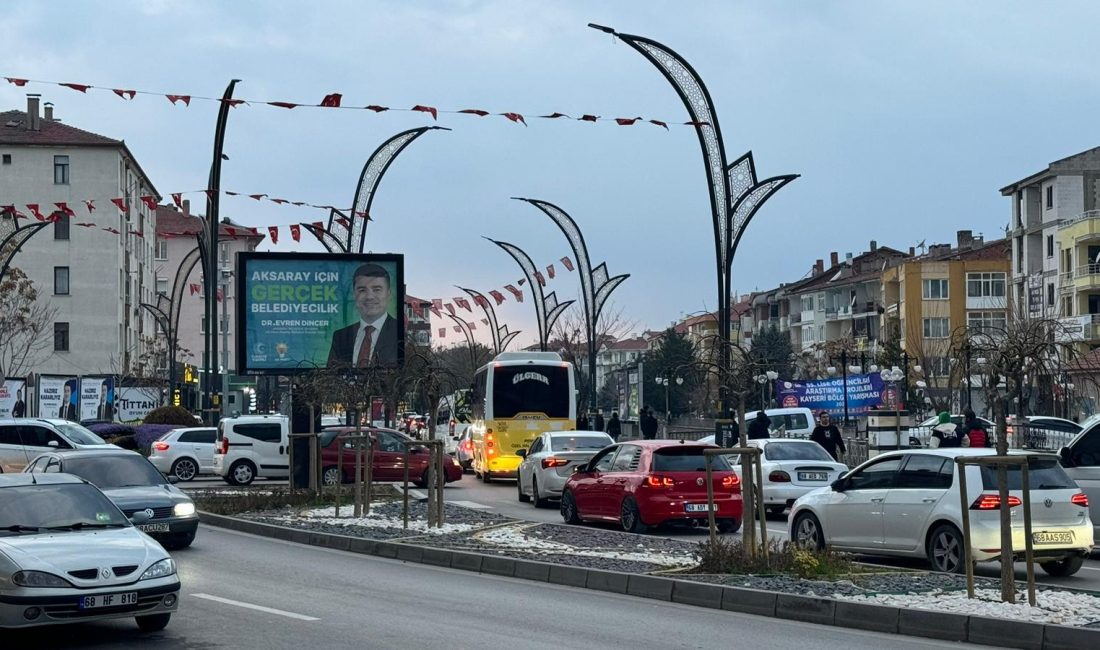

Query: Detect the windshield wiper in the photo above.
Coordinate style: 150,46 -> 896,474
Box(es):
46,522 -> 126,531
3,525 -> 41,532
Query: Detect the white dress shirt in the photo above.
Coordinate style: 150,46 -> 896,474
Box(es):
352,314 -> 388,363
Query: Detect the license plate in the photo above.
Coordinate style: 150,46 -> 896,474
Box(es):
79,592 -> 138,609
1033,531 -> 1073,545
138,523 -> 170,533
798,472 -> 829,481
685,503 -> 715,513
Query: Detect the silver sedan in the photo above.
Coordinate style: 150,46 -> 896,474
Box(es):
516,431 -> 613,508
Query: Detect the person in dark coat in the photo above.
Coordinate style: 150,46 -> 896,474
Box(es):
594,411 -> 605,432
748,410 -> 771,440
606,412 -> 622,441
810,411 -> 846,461
640,407 -> 659,440
577,412 -> 590,431
962,409 -> 988,448
12,389 -> 26,418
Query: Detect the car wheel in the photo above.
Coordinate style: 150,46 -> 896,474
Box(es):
560,491 -> 581,524
229,460 -> 256,486
532,478 -> 551,509
135,613 -> 171,632
620,497 -> 648,534
163,532 -> 195,550
927,523 -> 965,573
414,469 -> 430,489
482,469 -> 493,483
322,466 -> 342,486
517,475 -> 530,502
170,458 -> 198,482
792,512 -> 825,550
766,506 -> 786,518
717,518 -> 741,534
1040,555 -> 1085,577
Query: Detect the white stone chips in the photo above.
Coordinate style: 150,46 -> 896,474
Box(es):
837,588 -> 1100,627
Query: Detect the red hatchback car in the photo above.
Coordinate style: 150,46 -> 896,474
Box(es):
560,440 -> 742,534
320,427 -> 463,488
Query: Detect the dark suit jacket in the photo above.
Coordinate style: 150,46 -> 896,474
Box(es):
97,403 -> 114,420
327,316 -> 398,367
12,400 -> 25,418
59,403 -> 77,421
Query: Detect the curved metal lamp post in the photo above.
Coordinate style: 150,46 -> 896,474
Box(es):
305,127 -> 448,253
457,286 -> 520,355
512,198 -> 629,416
589,25 -> 798,416
443,312 -> 479,371
483,237 -> 574,352
0,216 -> 48,284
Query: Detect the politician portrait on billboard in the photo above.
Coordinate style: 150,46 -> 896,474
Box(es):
238,252 -> 404,374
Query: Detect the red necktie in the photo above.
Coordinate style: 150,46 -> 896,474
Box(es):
357,325 -> 375,367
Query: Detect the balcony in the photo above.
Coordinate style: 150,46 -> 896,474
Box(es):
800,309 -> 815,323
1066,265 -> 1100,293
789,312 -> 801,324
853,301 -> 879,316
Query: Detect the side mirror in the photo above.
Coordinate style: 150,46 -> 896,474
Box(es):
516,449 -> 527,459
47,440 -> 59,448
1059,447 -> 1073,467
572,464 -> 586,474
830,478 -> 847,492
129,511 -> 151,525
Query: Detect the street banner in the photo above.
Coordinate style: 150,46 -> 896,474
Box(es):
0,378 -> 27,418
39,375 -> 79,421
774,373 -> 885,417
80,377 -> 116,421
116,387 -> 160,422
238,252 -> 405,374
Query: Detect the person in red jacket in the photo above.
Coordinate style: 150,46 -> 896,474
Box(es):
962,409 -> 989,448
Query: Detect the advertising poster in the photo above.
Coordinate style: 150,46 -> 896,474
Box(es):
238,252 -> 405,373
116,387 -> 160,422
774,373 -> 885,417
39,375 -> 79,421
0,378 -> 28,418
80,376 -> 116,421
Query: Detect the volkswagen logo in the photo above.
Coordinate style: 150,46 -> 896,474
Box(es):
100,568 -> 111,579
696,477 -> 704,486
143,508 -> 155,518
1044,498 -> 1053,508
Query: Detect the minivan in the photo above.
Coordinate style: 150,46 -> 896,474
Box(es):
0,418 -> 111,473
213,415 -> 290,485
698,407 -> 817,443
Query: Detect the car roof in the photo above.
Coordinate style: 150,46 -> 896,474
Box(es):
620,440 -> 715,449
0,472 -> 85,487
0,418 -> 73,426
550,430 -> 609,436
33,447 -> 145,459
874,448 -> 1058,460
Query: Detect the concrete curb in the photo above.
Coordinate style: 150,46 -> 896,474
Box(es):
199,511 -> 1099,650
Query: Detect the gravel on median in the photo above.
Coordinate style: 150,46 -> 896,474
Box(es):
240,500 -> 514,540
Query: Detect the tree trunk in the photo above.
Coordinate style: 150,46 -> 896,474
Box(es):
737,393 -> 754,555
994,396 -> 1015,603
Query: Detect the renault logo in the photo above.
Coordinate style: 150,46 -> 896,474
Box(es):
696,478 -> 704,486
100,568 -> 111,579
1044,498 -> 1053,508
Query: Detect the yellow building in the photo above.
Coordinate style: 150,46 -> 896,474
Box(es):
1056,214 -> 1100,350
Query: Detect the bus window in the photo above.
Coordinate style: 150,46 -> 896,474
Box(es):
492,365 -> 570,418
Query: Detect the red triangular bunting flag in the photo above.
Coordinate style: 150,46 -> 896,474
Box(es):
438,328 -> 446,338
61,82 -> 90,93
455,297 -> 471,312
289,224 -> 301,242
222,99 -> 245,108
453,326 -> 461,333
216,288 -> 223,302
444,303 -> 455,316
54,202 -> 75,216
26,204 -> 44,221
489,290 -> 505,305
518,278 -> 526,286
139,195 -> 158,211
225,227 -> 238,238
166,94 -> 191,106
171,193 -> 183,208
103,227 -> 120,234
547,264 -> 555,279
459,109 -> 489,116
203,189 -> 215,201
225,191 -> 239,196
473,295 -> 489,309
112,89 -> 136,100
270,198 -> 289,204
335,217 -> 350,228
540,112 -> 571,119
615,117 -> 641,125
312,221 -> 324,230
268,226 -> 279,244
320,93 -> 342,107
249,194 -> 266,201
430,305 -> 441,318
481,319 -> 489,326
501,112 -> 526,126
268,102 -> 298,109
76,222 -> 95,228
5,78 -> 28,86
504,285 -> 523,302
365,105 -> 389,112
412,105 -> 438,120
535,271 -> 545,287
649,119 -> 669,130
129,229 -> 144,238
467,321 -> 476,330
579,114 -> 599,122
684,120 -> 710,127
111,198 -> 128,213
561,256 -> 574,271
189,284 -> 200,296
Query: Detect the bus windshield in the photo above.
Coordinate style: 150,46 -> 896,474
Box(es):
492,365 -> 570,418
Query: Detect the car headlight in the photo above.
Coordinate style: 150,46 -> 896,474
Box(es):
173,502 -> 196,517
12,571 -> 73,588
139,558 -> 176,581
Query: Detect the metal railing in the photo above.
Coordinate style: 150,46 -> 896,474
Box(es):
904,423 -> 1076,452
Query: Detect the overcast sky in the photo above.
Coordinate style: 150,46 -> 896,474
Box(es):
3,1 -> 1098,349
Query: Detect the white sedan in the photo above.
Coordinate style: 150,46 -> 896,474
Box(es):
790,449 -> 1093,575
516,431 -> 614,508
0,473 -> 180,630
730,439 -> 848,517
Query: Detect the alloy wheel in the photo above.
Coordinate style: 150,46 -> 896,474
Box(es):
172,459 -> 197,481
931,528 -> 962,573
795,514 -> 821,548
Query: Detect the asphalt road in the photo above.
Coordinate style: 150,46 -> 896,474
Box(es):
9,525 -> 987,649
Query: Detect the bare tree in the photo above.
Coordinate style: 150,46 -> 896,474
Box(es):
550,302 -> 638,410
0,267 -> 58,378
109,335 -> 194,406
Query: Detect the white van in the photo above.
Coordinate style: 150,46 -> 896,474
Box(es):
213,414 -> 290,485
698,407 -> 817,443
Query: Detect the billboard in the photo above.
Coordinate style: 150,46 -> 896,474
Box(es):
39,375 -> 79,421
80,376 -> 115,421
0,378 -> 28,418
116,387 -> 160,422
774,373 -> 886,417
238,252 -> 405,374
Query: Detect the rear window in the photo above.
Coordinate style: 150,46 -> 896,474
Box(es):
764,441 -> 833,462
652,447 -> 731,471
550,435 -> 610,452
232,423 -> 283,443
491,365 -> 570,418
979,457 -> 1076,490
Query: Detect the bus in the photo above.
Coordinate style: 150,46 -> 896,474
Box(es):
469,351 -> 577,481
435,390 -> 472,441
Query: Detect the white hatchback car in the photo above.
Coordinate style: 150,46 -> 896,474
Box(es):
730,439 -> 848,517
790,449 -> 1094,575
147,427 -> 217,481
516,431 -> 613,507
0,473 -> 180,631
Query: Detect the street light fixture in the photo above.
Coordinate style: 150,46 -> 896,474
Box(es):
753,370 -> 779,407
655,373 -> 684,435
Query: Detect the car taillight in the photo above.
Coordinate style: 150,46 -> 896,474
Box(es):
152,441 -> 170,452
768,470 -> 791,483
971,494 -> 1022,510
645,475 -> 674,488
449,419 -> 456,435
722,474 -> 740,488
218,438 -> 228,455
1072,493 -> 1089,507
542,457 -> 569,469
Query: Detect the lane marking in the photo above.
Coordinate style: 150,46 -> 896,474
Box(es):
191,593 -> 320,621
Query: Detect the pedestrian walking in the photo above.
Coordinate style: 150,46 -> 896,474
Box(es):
594,411 -> 605,432
606,411 -> 622,441
930,411 -> 968,448
748,410 -> 771,440
810,411 -> 846,461
962,409 -> 989,448
577,411 -> 590,431
640,407 -> 659,440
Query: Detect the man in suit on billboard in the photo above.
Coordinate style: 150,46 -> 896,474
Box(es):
327,263 -> 398,368
59,381 -> 78,421
96,380 -> 114,420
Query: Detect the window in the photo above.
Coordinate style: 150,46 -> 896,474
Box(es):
653,447 -> 732,471
178,429 -> 216,444
233,423 -> 282,443
896,454 -> 953,489
763,441 -> 832,462
527,438 -> 544,455
53,213 -> 69,240
53,155 -> 69,184
922,317 -> 950,338
979,458 -> 1074,490
18,426 -> 69,449
550,434 -> 611,452
967,311 -> 1006,333
1047,235 -> 1055,258
846,457 -> 901,490
927,357 -> 952,377
53,267 -> 69,295
2,154 -> 10,164
966,272 -> 1006,298
0,425 -> 20,445
922,279 -> 949,300
53,322 -> 69,352
156,278 -> 168,296
155,239 -> 169,260
817,294 -> 825,311
1048,283 -> 1055,307
1046,186 -> 1053,210
492,365 -> 570,418
610,445 -> 642,471
591,447 -> 618,472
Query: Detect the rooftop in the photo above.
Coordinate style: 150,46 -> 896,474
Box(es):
155,205 -> 264,239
